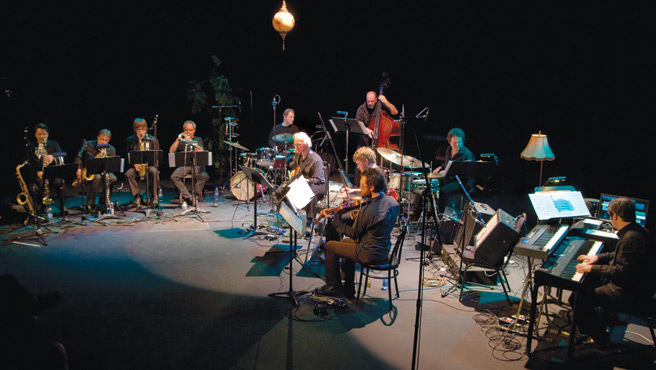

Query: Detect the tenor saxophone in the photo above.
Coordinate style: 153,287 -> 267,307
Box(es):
73,145 -> 105,186
16,161 -> 36,218
138,140 -> 148,180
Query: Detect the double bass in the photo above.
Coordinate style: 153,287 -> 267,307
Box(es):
369,74 -> 400,150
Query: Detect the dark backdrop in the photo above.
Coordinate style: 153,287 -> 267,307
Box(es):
2,2 -> 653,225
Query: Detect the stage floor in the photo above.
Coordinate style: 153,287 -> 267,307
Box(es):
1,186 -> 654,369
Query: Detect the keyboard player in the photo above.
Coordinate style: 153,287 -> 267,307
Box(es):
571,197 -> 653,345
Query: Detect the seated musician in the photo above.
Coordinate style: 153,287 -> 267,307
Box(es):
267,108 -> 299,152
431,128 -> 475,212
125,118 -> 160,207
572,198 -> 654,345
75,129 -> 117,212
24,123 -> 65,215
354,90 -> 399,146
339,146 -> 383,198
169,120 -> 210,206
317,168 -> 399,299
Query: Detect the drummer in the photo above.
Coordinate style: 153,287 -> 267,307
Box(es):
432,127 -> 475,212
339,146 -> 384,198
268,108 -> 299,152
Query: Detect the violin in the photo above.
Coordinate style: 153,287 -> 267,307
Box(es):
314,197 -> 370,223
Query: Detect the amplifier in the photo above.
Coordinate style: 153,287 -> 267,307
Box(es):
464,208 -> 519,266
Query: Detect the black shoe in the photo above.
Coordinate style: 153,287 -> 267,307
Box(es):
315,284 -> 343,298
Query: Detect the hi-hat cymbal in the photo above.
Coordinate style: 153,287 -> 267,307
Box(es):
224,141 -> 249,151
377,148 -> 428,169
273,133 -> 294,143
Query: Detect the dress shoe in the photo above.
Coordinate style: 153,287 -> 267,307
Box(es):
315,284 -> 343,298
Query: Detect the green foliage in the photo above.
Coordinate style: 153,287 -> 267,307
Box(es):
186,56 -> 240,170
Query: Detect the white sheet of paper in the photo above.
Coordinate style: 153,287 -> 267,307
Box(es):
529,190 -> 591,220
286,176 -> 314,211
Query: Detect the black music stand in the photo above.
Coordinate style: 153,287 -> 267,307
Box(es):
241,165 -> 273,239
329,117 -> 368,175
43,163 -> 77,221
85,156 -> 124,221
268,200 -> 308,306
128,150 -> 163,214
169,150 -> 211,222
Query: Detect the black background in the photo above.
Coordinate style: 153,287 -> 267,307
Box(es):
2,1 -> 653,226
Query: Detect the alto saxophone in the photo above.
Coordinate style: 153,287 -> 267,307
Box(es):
16,161 -> 36,219
73,144 -> 105,186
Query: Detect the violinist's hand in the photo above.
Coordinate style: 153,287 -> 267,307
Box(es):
76,168 -> 82,182
364,127 -> 374,139
320,209 -> 334,219
432,166 -> 442,174
349,209 -> 360,219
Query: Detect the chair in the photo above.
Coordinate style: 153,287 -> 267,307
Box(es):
356,226 -> 408,311
567,293 -> 656,359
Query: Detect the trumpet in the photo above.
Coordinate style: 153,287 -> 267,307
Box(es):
178,132 -> 191,141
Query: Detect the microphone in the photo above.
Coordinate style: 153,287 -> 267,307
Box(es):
272,94 -> 281,106
415,107 -> 429,119
336,110 -> 348,118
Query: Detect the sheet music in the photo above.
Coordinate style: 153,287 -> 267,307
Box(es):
286,176 -> 314,211
529,191 -> 591,220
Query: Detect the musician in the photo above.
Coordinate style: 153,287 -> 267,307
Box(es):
24,123 -> 65,214
572,198 -> 654,345
125,118 -> 160,207
267,108 -> 299,151
339,146 -> 384,198
355,91 -> 399,146
317,168 -> 399,299
432,128 -> 475,212
169,120 -> 210,205
75,129 -> 117,212
276,132 -> 326,221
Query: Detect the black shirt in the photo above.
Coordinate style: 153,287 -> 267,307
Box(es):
355,103 -> 392,127
444,145 -> 475,163
591,222 -> 654,298
268,124 -> 299,150
75,140 -> 117,167
290,150 -> 325,186
26,140 -> 63,170
333,194 -> 400,262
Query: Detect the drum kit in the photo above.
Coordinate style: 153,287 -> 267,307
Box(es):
225,133 -> 296,201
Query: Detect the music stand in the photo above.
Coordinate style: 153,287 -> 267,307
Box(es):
85,156 -> 124,221
43,163 -> 77,221
268,200 -> 308,306
169,150 -> 212,222
128,150 -> 163,210
329,117 -> 368,175
241,165 -> 273,238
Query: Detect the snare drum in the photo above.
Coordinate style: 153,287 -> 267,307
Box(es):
388,172 -> 411,192
230,170 -> 264,201
239,152 -> 257,167
255,147 -> 275,168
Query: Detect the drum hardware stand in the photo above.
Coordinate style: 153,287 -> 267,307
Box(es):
409,127 -> 442,370
241,165 -> 274,239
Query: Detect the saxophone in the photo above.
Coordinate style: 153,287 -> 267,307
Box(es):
137,140 -> 149,180
73,141 -> 104,186
16,161 -> 36,218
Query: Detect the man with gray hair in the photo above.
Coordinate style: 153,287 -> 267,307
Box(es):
572,197 -> 653,345
169,120 -> 210,206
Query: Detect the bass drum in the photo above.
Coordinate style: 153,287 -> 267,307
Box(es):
230,171 -> 264,201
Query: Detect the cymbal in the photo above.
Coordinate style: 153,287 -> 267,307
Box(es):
273,133 -> 294,143
376,148 -> 428,169
224,141 -> 249,151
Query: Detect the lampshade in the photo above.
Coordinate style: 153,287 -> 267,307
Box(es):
521,133 -> 555,162
273,1 -> 295,51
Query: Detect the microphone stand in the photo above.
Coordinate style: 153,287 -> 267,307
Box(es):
271,94 -> 281,150
409,126 -> 441,370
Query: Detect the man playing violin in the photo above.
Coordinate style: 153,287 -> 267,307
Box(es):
317,167 -> 399,299
355,91 -> 399,146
